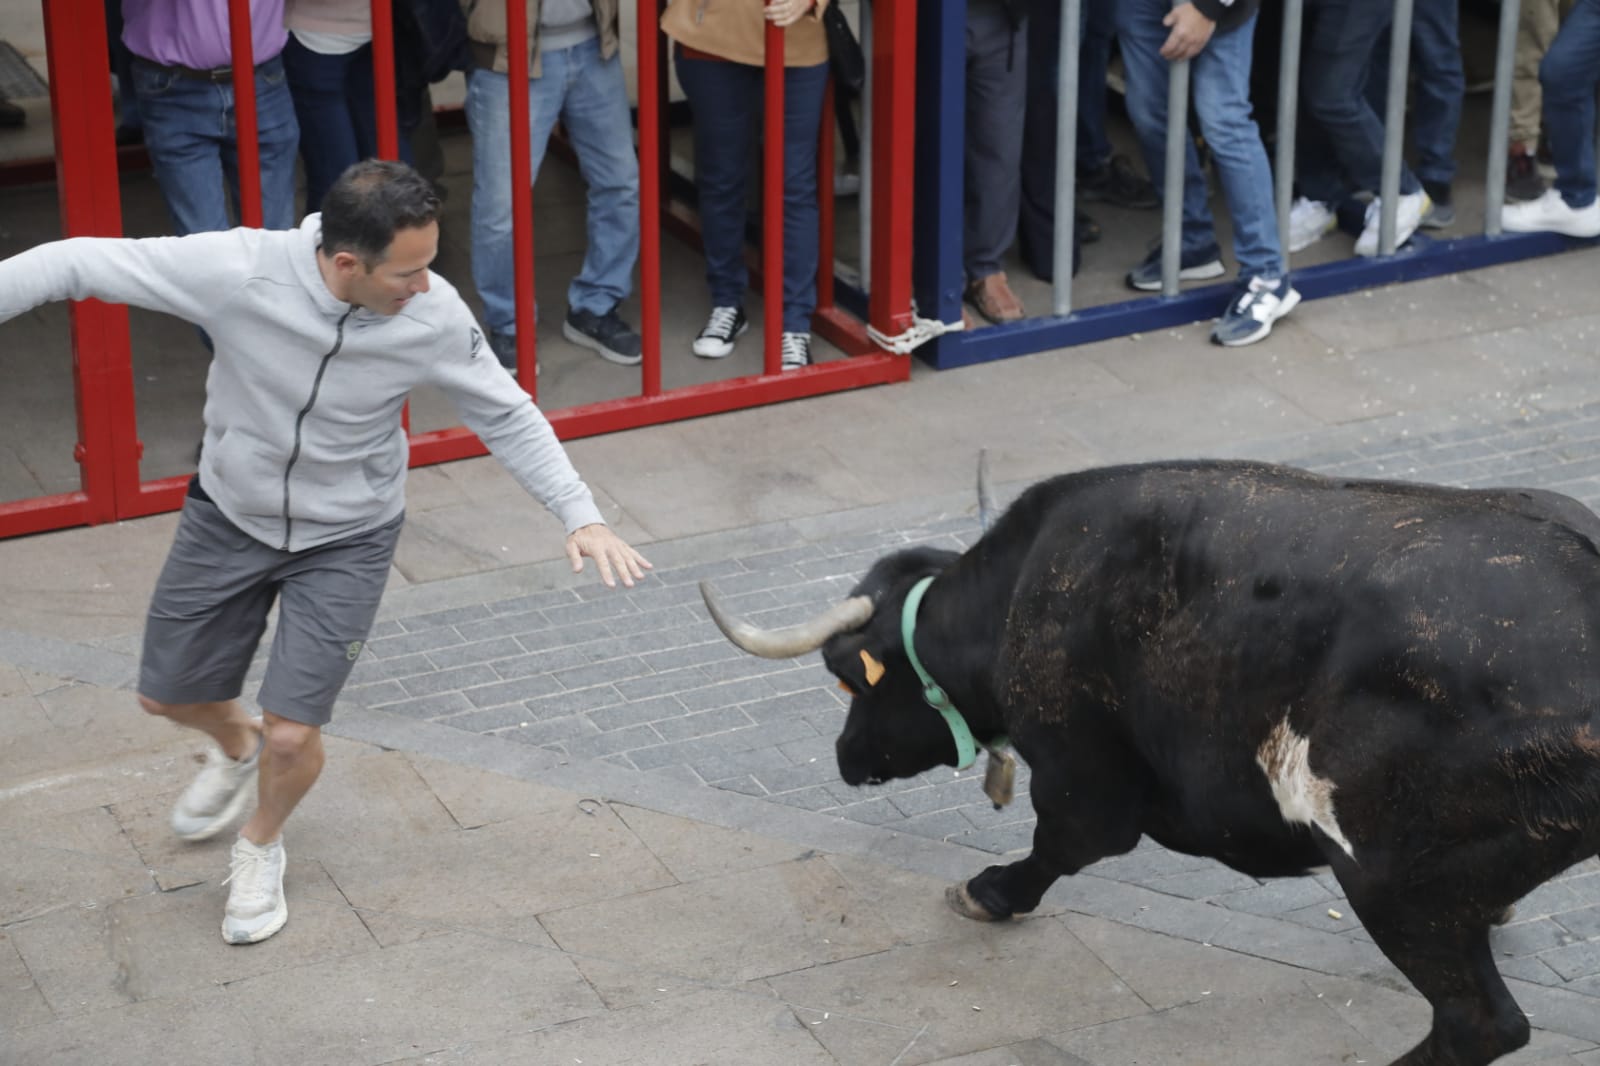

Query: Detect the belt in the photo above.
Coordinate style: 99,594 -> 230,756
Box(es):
133,55 -> 269,84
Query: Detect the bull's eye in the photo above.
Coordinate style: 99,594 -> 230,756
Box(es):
838,680 -> 857,697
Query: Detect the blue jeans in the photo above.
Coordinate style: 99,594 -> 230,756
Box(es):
1541,0 -> 1600,208
464,39 -> 640,335
282,36 -> 416,213
1117,0 -> 1285,281
1364,0 -> 1464,189
674,53 -> 828,334
1298,0 -> 1421,204
130,54 -> 299,234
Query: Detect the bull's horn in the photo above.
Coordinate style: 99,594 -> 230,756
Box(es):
700,581 -> 873,659
977,449 -> 997,534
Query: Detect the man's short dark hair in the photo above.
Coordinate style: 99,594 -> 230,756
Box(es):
320,160 -> 441,266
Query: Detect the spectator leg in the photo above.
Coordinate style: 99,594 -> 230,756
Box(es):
462,64 -> 564,337
675,52 -> 761,312
1115,0 -> 1219,258
1193,14 -> 1285,282
560,40 -> 642,317
779,62 -> 829,333
1540,0 -> 1600,208
963,1 -> 1027,281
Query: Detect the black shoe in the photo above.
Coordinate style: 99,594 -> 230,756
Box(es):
487,329 -> 518,370
1079,154 -> 1158,210
0,98 -> 24,129
563,306 -> 642,366
1075,210 -> 1101,245
1507,150 -> 1547,203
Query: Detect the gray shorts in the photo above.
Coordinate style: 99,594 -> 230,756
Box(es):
138,495 -> 403,726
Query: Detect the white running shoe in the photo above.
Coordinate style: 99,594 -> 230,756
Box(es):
1502,188 -> 1600,238
1355,191 -> 1430,257
170,734 -> 262,841
1287,197 -> 1337,253
692,306 -> 748,359
222,835 -> 288,944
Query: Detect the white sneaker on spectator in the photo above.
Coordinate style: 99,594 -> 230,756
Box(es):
1354,191 -> 1429,257
1502,188 -> 1600,238
171,734 -> 262,841
693,306 -> 747,359
1287,197 -> 1337,252
222,835 -> 287,944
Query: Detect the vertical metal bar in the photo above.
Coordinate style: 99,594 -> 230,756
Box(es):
1161,55 -> 1189,297
1484,0 -> 1521,235
762,11 -> 786,374
859,0 -> 872,284
370,0 -> 400,160
227,0 -> 262,227
505,0 -> 538,392
638,0 -> 664,396
1276,0 -> 1304,256
1052,0 -> 1081,315
44,0 -> 128,524
1378,0 -> 1414,255
818,79 -> 838,311
870,0 -> 916,343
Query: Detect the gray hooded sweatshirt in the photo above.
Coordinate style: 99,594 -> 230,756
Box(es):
0,215 -> 604,551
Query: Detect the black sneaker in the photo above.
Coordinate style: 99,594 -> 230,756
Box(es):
1506,149 -> 1547,203
1125,241 -> 1225,292
692,306 -> 747,359
0,97 -> 24,128
1080,154 -> 1158,210
487,330 -> 539,377
563,306 -> 642,366
780,332 -> 811,372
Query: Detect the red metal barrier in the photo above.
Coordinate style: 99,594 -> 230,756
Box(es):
0,0 -> 915,540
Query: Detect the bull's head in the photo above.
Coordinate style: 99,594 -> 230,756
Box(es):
701,546 -> 966,786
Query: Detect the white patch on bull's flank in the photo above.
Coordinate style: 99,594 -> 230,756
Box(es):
1256,720 -> 1357,862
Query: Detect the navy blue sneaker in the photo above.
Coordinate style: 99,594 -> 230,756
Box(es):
1210,275 -> 1300,347
1126,242 -> 1226,292
563,306 -> 642,366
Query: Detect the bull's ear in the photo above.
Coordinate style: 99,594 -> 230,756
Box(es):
859,649 -> 886,686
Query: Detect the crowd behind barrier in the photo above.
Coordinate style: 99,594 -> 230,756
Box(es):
3,0 -> 1600,536
7,0 -> 1596,358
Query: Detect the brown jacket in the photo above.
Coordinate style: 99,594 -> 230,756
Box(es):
660,0 -> 831,69
462,0 -> 621,78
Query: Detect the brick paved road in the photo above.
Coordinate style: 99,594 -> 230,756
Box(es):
337,401 -> 1600,1001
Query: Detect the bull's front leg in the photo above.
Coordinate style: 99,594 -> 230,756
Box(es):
944,749 -> 1146,922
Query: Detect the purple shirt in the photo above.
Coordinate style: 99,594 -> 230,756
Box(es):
122,0 -> 289,71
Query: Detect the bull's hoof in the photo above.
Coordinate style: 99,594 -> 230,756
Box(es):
945,882 -> 1007,922
1494,903 -> 1517,926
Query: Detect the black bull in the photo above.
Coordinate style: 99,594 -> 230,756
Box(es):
700,460 -> 1600,1066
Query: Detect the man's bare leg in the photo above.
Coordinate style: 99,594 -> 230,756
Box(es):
239,711 -> 323,846
138,695 -> 261,759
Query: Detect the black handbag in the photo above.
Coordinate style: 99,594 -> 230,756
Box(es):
822,4 -> 866,94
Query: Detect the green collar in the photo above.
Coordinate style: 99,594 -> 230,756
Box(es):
901,576 -> 981,770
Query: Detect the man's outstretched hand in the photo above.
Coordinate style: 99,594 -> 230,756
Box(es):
566,524 -> 652,589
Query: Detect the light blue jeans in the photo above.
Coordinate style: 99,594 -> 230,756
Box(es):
464,39 -> 640,335
1116,0 -> 1285,281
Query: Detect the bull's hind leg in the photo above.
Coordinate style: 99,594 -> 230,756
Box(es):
948,744 -> 1145,921
1355,910 -> 1530,1066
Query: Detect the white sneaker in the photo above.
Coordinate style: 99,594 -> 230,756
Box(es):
1354,191 -> 1430,257
1287,197 -> 1337,252
780,332 -> 812,371
170,734 -> 262,841
1503,188 -> 1600,238
222,835 -> 288,944
692,306 -> 748,359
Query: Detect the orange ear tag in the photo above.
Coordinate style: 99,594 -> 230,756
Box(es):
859,650 -> 886,686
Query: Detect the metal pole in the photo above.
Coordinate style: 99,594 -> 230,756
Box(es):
1052,0 -> 1081,314
1378,0 -> 1414,255
1275,0 -> 1303,256
860,0 -> 872,283
1161,55 -> 1189,296
1484,0 -> 1520,235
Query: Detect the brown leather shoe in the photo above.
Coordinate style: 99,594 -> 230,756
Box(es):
964,272 -> 1025,324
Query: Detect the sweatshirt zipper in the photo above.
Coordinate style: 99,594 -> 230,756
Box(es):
281,309 -> 352,550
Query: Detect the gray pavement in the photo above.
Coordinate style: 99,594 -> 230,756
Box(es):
7,255 -> 1600,1064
